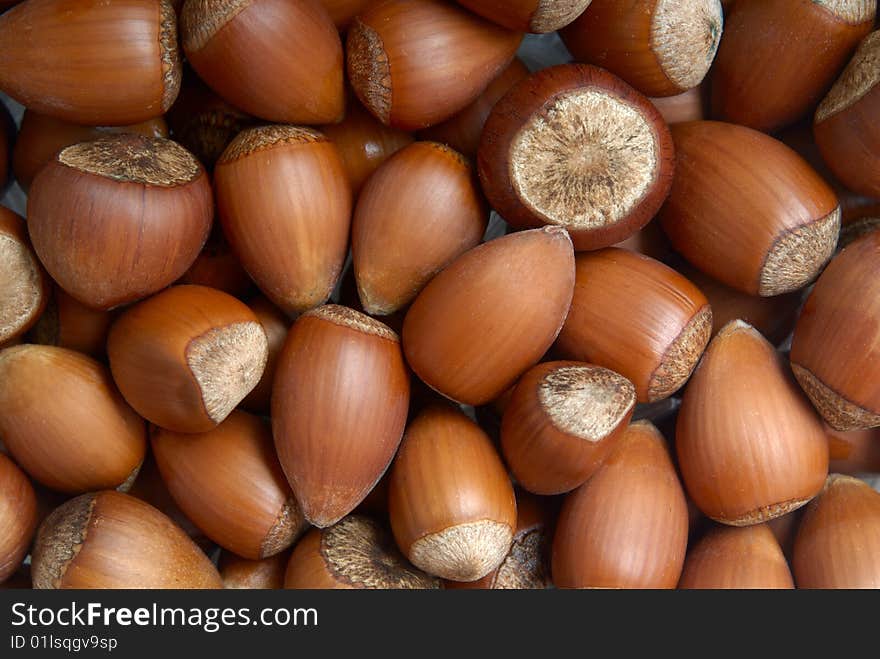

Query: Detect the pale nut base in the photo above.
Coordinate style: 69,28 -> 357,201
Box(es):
816,29 -> 880,122
408,520 -> 513,582
0,234 -> 43,343
31,494 -> 96,590
539,365 -> 636,442
652,0 -> 723,92
347,19 -> 392,125
510,88 -> 658,230
530,0 -> 593,33
58,135 -> 201,187
792,363 -> 880,431
492,528 -> 547,589
159,0 -> 182,112
712,495 -> 814,527
186,321 -> 268,425
180,0 -> 252,53
115,461 -> 144,494
260,498 -> 305,559
814,0 -> 877,24
758,207 -> 840,297
321,516 -> 439,589
647,304 -> 713,402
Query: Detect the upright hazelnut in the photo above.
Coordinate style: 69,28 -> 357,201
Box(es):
388,404 -> 517,582
793,474 -> 880,588
678,524 -> 794,589
677,321 -> 829,525
27,134 -> 213,310
215,126 -> 351,315
272,305 -> 410,528
552,421 -> 689,589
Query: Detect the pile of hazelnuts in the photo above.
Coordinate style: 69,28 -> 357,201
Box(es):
0,0 -> 879,591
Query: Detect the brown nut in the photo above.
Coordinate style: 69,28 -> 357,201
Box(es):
0,454 -> 38,584
352,141 -> 487,316
0,206 -> 49,344
151,411 -> 307,560
0,0 -> 181,125
814,30 -> 880,198
658,121 -> 839,296
346,0 -> 522,130
678,524 -> 794,589
107,285 -> 268,434
790,230 -> 880,431
180,0 -> 344,124
793,474 -> 880,588
215,126 -> 351,315
402,227 -> 575,406
712,0 -> 874,132
32,491 -> 222,589
0,345 -> 146,494
500,361 -> 636,495
388,404 -> 517,582
552,421 -> 689,589
272,305 -> 410,528
561,0 -> 723,97
27,134 -> 213,310
555,248 -> 712,403
677,321 -> 829,525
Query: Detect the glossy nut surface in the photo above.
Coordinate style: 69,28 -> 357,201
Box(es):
272,305 -> 410,528
27,134 -> 213,310
32,491 -> 222,589
402,226 -> 575,406
107,285 -> 268,434
0,0 -> 181,125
